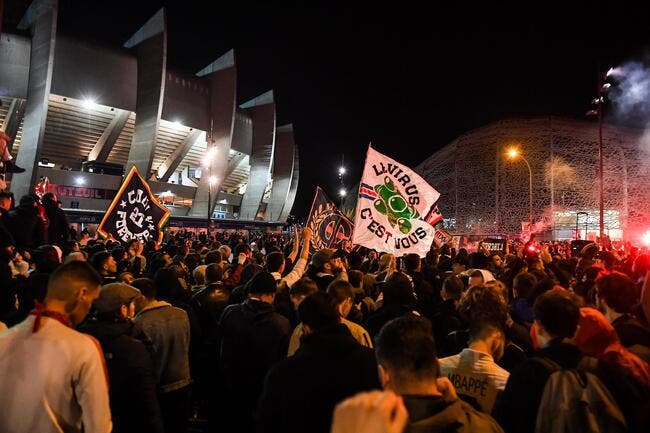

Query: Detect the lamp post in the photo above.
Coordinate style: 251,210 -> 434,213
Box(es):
506,147 -> 533,226
576,211 -> 588,240
203,145 -> 219,237
208,175 -> 217,236
587,66 -> 614,243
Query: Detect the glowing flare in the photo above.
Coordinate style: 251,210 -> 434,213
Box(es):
642,230 -> 650,247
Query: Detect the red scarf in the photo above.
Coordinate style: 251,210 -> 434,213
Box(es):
29,301 -> 72,333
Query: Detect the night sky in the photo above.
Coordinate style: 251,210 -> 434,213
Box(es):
5,1 -> 650,219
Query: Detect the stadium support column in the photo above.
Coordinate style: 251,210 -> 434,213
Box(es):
189,50 -> 237,218
157,130 -> 204,182
279,144 -> 300,223
124,9 -> 167,178
10,0 -> 58,199
266,124 -> 295,222
239,91 -> 276,220
88,109 -> 130,162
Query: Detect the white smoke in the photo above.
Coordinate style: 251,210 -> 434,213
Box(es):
609,61 -> 650,130
608,60 -> 650,165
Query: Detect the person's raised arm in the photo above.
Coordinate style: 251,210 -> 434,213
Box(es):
287,224 -> 300,264
282,227 -> 312,287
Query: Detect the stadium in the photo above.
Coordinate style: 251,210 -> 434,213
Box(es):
416,117 -> 650,241
0,6 -> 298,231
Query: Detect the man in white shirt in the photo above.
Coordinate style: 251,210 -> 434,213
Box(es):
438,319 -> 509,414
0,261 -> 112,433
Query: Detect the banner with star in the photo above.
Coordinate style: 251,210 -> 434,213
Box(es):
98,166 -> 170,245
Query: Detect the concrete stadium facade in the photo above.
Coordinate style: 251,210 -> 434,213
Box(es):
0,1 -> 298,223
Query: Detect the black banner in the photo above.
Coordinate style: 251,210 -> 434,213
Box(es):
98,167 -> 170,245
306,187 -> 354,252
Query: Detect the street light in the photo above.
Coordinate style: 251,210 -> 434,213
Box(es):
207,175 -> 218,237
203,145 -> 218,236
506,146 -> 533,225
586,66 -> 612,243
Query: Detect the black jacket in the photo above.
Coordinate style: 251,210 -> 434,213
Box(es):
257,324 -> 380,433
365,305 -> 416,339
79,318 -> 164,433
408,271 -> 440,319
191,281 -> 229,347
219,298 -> 291,427
4,203 -> 47,250
494,340 -> 584,433
612,314 -> 650,348
42,199 -> 70,245
430,299 -> 466,357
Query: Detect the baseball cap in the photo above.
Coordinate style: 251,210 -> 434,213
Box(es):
94,282 -> 142,313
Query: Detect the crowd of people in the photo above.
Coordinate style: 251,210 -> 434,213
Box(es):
1,190 -> 650,433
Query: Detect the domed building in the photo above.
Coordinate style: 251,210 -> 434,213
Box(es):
416,117 -> 650,241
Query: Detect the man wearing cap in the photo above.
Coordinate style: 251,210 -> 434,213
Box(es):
0,261 -> 112,433
80,283 -> 164,433
308,248 -> 349,292
219,271 -> 292,432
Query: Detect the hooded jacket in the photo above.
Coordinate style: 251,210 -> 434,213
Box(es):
258,324 -> 380,433
218,298 -> 291,423
575,308 -> 650,433
79,318 -> 164,433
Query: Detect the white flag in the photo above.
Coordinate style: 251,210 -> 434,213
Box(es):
352,146 -> 440,257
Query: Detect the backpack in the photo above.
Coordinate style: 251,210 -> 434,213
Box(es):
534,357 -> 627,433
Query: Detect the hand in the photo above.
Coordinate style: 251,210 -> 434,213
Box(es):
331,390 -> 408,433
238,253 -> 247,265
435,377 -> 459,402
302,227 -> 313,240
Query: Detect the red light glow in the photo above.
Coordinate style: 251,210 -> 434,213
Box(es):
642,230 -> 650,247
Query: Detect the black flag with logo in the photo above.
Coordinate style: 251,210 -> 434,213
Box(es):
306,187 -> 354,252
98,166 -> 170,245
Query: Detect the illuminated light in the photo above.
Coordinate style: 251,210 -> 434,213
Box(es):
528,245 -> 536,252
606,67 -> 615,77
339,188 -> 347,197
642,230 -> 650,247
82,98 -> 98,110
209,176 -> 218,186
203,147 -> 218,166
75,176 -> 86,185
171,119 -> 183,129
602,83 -> 611,90
338,166 -> 346,175
506,147 -> 520,159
